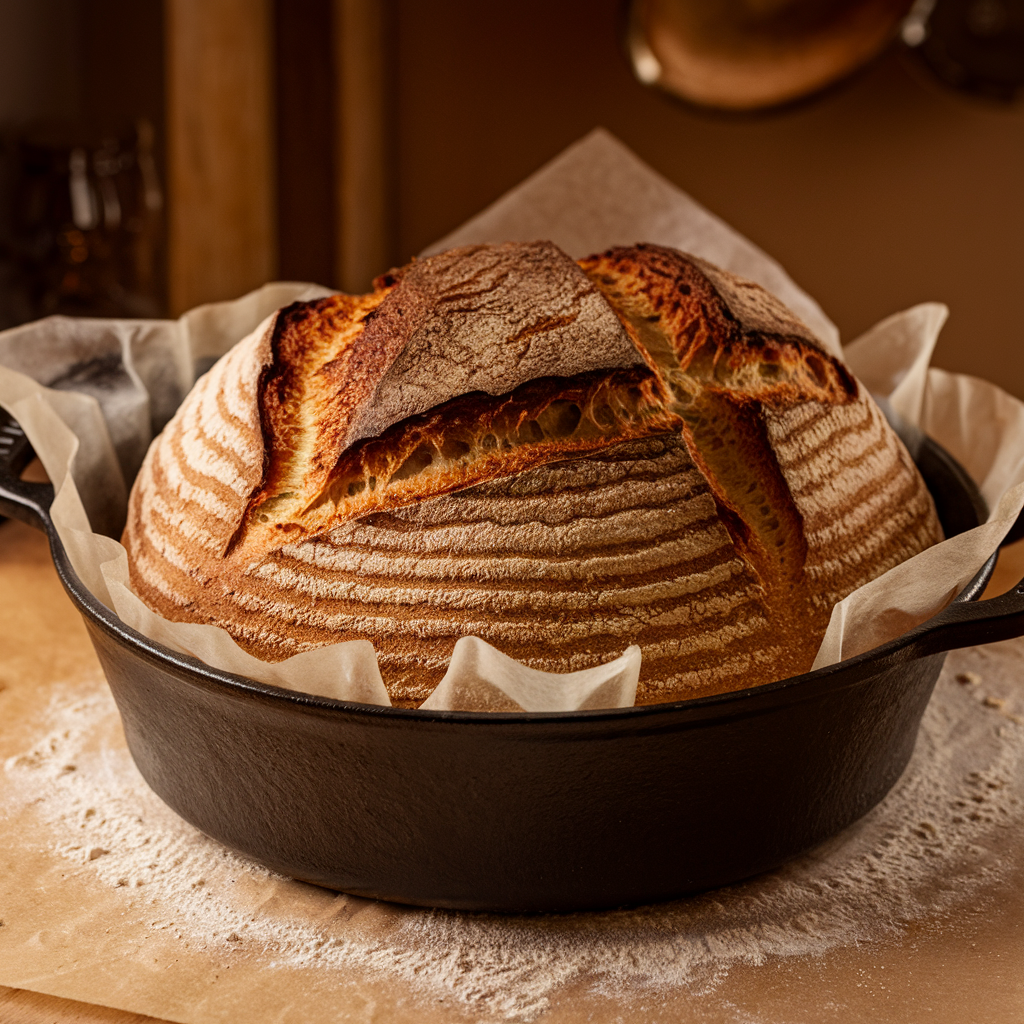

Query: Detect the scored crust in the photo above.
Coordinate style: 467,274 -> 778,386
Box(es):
240,240 -> 644,556
123,242 -> 943,706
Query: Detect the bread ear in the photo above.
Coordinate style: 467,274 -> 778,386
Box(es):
241,242 -> 646,552
346,241 -> 646,446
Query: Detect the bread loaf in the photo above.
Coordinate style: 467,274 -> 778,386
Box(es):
123,242 -> 943,706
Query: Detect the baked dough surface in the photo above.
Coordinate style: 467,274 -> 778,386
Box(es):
123,243 -> 942,705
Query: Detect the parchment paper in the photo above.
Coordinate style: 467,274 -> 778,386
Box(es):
1,128 -> 1023,711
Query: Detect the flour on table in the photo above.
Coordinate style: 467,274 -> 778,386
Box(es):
4,641 -> 1024,1023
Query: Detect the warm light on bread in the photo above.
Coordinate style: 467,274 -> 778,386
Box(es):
123,242 -> 943,707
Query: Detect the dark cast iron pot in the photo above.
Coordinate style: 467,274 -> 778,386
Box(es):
3,406 -> 1024,913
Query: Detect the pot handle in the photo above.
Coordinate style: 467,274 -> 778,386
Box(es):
0,407 -> 55,532
873,574 -> 1024,669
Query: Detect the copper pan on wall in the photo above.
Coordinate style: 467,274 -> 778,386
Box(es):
626,0 -> 915,111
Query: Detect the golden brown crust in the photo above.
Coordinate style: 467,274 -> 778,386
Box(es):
307,366 -> 679,530
237,243 -> 860,559
580,244 -> 855,404
123,242 -> 944,706
237,240 -> 643,558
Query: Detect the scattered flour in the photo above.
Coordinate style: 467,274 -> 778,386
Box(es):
4,641 -> 1024,1022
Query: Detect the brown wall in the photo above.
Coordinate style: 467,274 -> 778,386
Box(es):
166,0 -> 276,314
275,0 -> 336,286
393,0 -> 1024,396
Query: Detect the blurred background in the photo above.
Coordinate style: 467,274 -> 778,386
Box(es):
0,0 -> 1021,392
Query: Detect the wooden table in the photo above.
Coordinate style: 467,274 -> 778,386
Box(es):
0,519 -> 172,1024
0,986 -> 163,1024
2,516 -> 1024,1024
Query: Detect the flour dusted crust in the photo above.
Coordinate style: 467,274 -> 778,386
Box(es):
123,242 -> 943,707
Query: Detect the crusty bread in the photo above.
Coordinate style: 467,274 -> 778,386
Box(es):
123,242 -> 942,706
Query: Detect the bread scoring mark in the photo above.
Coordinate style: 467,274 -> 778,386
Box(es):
578,245 -> 854,596
246,290 -> 389,536
348,242 -> 643,441
681,393 -> 808,591
298,369 -> 677,531
238,241 -> 643,554
232,244 -> 859,568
